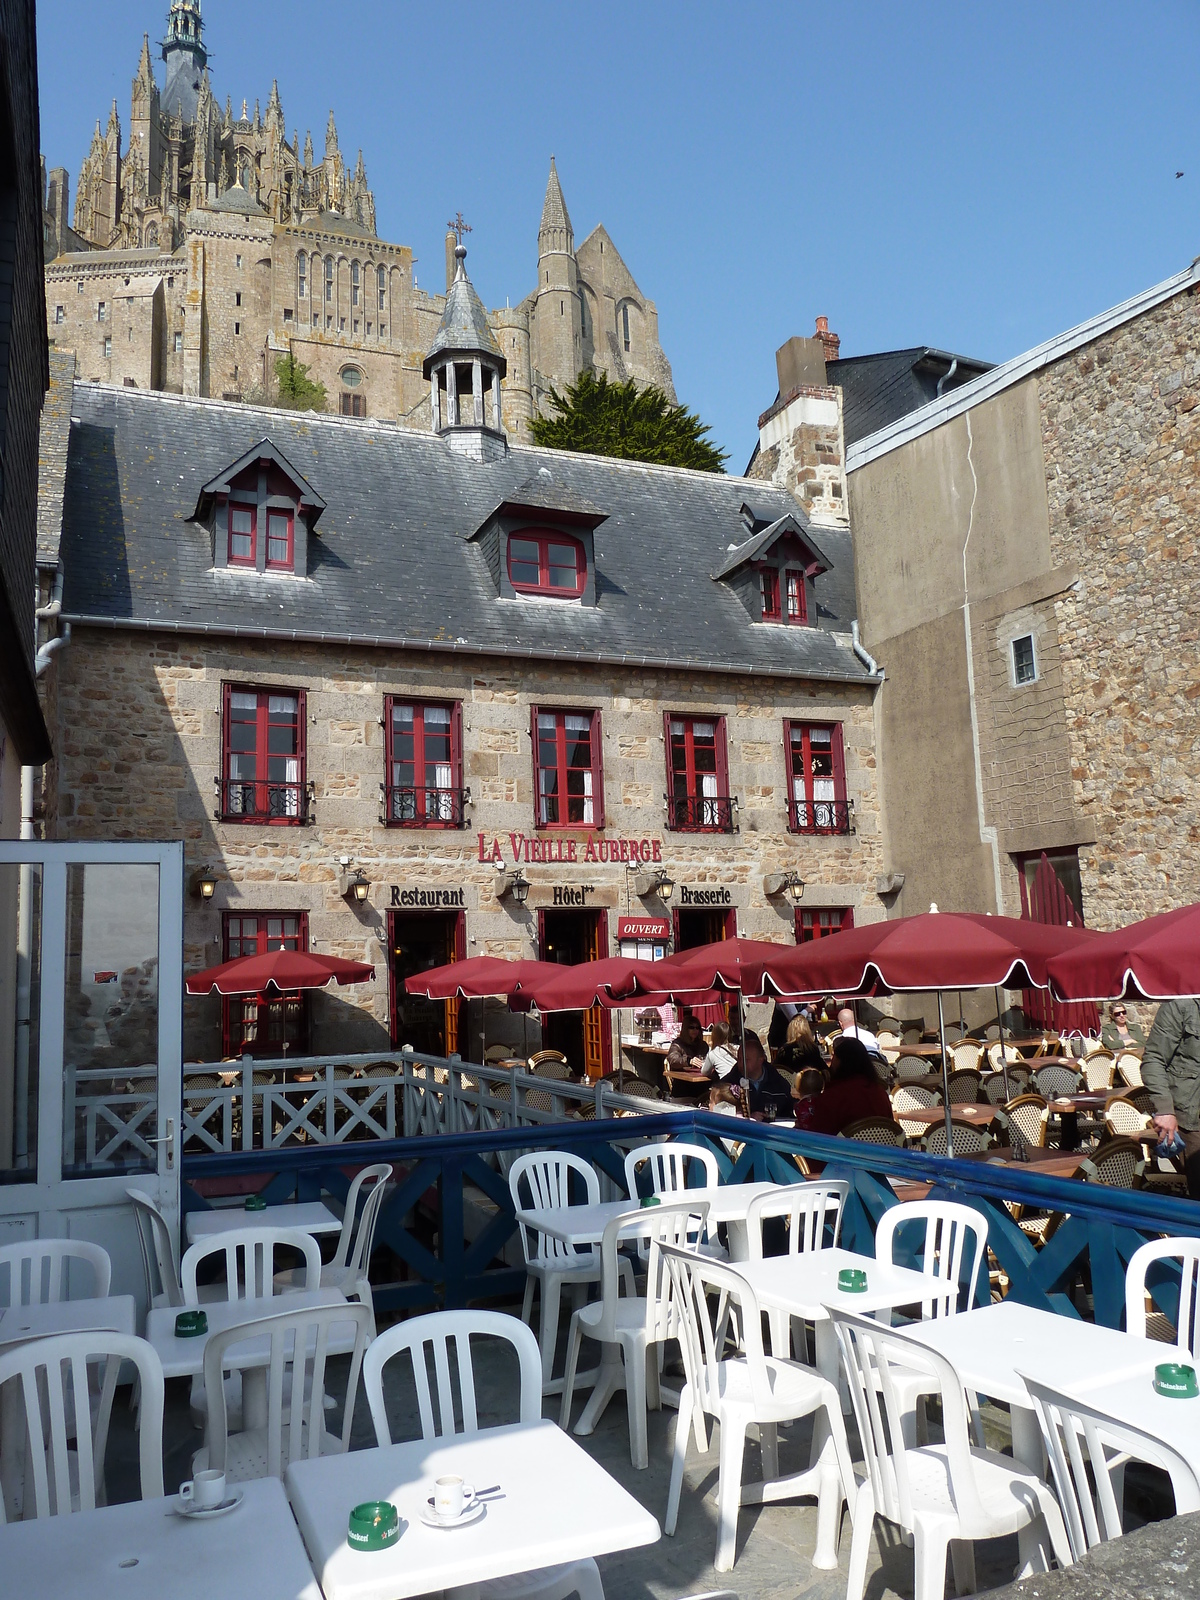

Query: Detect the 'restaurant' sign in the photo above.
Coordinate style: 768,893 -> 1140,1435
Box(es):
390,886 -> 466,907
617,916 -> 671,940
477,832 -> 662,866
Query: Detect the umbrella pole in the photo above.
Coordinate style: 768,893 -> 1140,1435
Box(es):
937,991 -> 955,1159
994,986 -> 1012,1101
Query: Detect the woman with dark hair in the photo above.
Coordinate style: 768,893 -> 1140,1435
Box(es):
794,1034 -> 894,1135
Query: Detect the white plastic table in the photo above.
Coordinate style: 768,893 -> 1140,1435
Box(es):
0,1475 -> 321,1600
286,1417 -> 660,1600
185,1200 -> 341,1245
145,1288 -> 351,1428
516,1179 -> 786,1263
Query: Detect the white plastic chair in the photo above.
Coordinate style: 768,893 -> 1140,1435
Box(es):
559,1198 -> 710,1469
661,1244 -> 854,1573
363,1310 -> 603,1600
509,1150 -> 629,1392
833,1310 -> 1070,1600
0,1332 -> 164,1520
0,1239 -> 111,1307
624,1141 -> 725,1260
181,1225 -> 321,1303
1020,1370 -> 1200,1558
1125,1236 -> 1200,1354
744,1182 -> 847,1358
197,1300 -> 372,1484
274,1166 -> 392,1328
127,1188 -> 184,1310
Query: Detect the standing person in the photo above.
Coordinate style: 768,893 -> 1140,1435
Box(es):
767,1000 -> 799,1057
1101,1003 -> 1146,1052
1142,999 -> 1200,1196
837,1006 -> 880,1055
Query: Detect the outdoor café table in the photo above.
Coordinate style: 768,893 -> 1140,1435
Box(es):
285,1417 -> 659,1600
0,1475 -> 321,1600
185,1199 -> 341,1246
1045,1091 -> 1108,1150
516,1179 -> 785,1264
892,1298 -> 1172,1573
897,1105 -> 998,1135
146,1287 -> 350,1429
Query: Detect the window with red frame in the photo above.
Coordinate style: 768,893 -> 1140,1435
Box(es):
507,531 -> 586,598
228,503 -> 255,566
265,508 -> 294,570
222,686 -> 307,823
666,714 -> 733,831
532,707 -> 603,827
785,568 -> 807,624
385,698 -> 464,826
795,906 -> 854,942
759,568 -> 781,622
221,912 -> 308,1056
786,721 -> 848,834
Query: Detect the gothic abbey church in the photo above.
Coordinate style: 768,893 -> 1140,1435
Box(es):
42,1 -> 674,435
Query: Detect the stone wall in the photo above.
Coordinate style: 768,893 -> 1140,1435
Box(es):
1039,284 -> 1200,929
47,628 -> 885,1059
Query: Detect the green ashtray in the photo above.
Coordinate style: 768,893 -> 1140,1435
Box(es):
1154,1362 -> 1199,1398
174,1309 -> 208,1338
837,1268 -> 868,1294
348,1501 -> 401,1552
244,1194 -> 268,1212
640,1195 -> 662,1209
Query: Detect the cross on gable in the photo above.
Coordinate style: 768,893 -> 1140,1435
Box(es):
447,212 -> 472,245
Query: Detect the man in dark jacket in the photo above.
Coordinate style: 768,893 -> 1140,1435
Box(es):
736,1030 -> 793,1119
1142,998 -> 1200,1197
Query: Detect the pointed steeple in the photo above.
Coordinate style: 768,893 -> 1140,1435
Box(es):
423,241 -> 509,459
135,33 -> 155,87
266,79 -> 283,126
355,148 -> 366,181
107,99 -> 121,139
325,110 -> 339,158
538,155 -> 573,257
304,129 -> 314,167
224,94 -> 233,131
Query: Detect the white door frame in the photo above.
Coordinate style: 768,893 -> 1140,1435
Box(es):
0,841 -> 183,1302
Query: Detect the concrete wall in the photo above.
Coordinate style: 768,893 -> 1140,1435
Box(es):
46,629 -> 885,1059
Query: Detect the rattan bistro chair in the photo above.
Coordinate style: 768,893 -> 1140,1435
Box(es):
1004,1094 -> 1049,1156
841,1116 -> 903,1147
1078,1137 -> 1146,1190
950,1040 -> 984,1072
528,1049 -> 572,1076
923,1123 -> 990,1157
945,1069 -> 983,1105
896,1055 -> 931,1083
1034,1062 -> 1082,1100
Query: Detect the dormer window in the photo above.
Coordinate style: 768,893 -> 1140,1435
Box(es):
195,438 -> 325,580
785,569 -> 807,624
507,531 -> 586,598
760,569 -> 781,622
714,508 -> 831,630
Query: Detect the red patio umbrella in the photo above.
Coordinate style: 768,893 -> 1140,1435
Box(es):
1046,902 -> 1200,1001
518,956 -> 719,1012
186,949 -> 375,996
632,937 -> 802,999
403,956 -> 560,1006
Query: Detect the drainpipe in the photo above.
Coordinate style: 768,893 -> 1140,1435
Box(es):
936,357 -> 958,398
961,413 -> 1005,912
851,620 -> 882,677
35,621 -> 71,676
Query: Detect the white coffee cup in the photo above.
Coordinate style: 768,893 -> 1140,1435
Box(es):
433,1475 -> 465,1520
180,1469 -> 226,1510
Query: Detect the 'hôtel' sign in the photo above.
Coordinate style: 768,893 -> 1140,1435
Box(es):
477,832 -> 663,866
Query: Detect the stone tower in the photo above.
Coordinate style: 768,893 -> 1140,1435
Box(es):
424,242 -> 508,462
161,0 -> 207,123
531,157 -> 582,405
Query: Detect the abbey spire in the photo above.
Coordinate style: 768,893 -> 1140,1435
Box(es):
538,155 -> 573,258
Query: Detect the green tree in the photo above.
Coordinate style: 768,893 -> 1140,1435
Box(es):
274,352 -> 327,413
529,371 -> 727,473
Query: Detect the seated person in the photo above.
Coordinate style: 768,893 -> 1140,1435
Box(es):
666,1010 -> 707,1079
775,1015 -> 826,1074
1101,1003 -> 1146,1052
794,1035 -> 894,1135
701,1019 -> 738,1080
791,1065 -> 827,1120
733,1030 -> 793,1119
837,1006 -> 880,1055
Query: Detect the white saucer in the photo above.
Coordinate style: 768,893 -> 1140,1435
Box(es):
418,1498 -> 485,1530
173,1490 -> 244,1520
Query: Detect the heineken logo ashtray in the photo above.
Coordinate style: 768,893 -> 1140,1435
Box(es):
837,1268 -> 868,1293
244,1194 -> 268,1212
1154,1362 -> 1199,1398
348,1501 -> 401,1551
174,1309 -> 208,1338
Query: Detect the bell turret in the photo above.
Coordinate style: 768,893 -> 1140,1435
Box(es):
423,237 -> 508,462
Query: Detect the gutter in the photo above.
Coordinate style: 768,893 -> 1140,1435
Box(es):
59,611 -> 880,689
851,620 -> 882,678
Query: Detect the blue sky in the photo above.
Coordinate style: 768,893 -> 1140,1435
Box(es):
37,1 -> 1200,469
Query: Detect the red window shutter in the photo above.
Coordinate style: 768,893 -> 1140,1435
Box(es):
840,906 -> 854,932
715,715 -> 729,794
451,701 -> 464,791
296,689 -> 308,808
383,694 -> 394,778
297,910 -> 310,952
537,907 -> 547,959
530,704 -> 541,827
662,710 -> 674,803
591,711 -> 606,829
831,722 -> 846,803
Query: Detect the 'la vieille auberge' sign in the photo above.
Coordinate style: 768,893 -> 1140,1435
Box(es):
478,832 -> 663,865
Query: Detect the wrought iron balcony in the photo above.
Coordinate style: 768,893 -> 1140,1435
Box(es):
382,785 -> 469,828
216,777 -> 311,824
788,798 -> 852,835
664,792 -> 738,833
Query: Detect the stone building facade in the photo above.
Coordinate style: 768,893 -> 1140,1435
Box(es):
845,258 -> 1200,940
36,340 -> 883,1067
43,5 -> 674,438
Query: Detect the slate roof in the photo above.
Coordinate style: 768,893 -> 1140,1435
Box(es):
712,514 -> 834,581
208,183 -> 267,217
37,350 -> 76,566
58,385 -> 873,684
423,249 -> 504,375
826,348 -> 993,448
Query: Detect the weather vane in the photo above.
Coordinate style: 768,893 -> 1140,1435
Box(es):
447,212 -> 472,245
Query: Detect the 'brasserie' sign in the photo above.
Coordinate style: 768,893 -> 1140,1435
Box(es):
477,832 -> 662,866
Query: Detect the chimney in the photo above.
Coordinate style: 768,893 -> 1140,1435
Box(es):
815,315 -> 840,366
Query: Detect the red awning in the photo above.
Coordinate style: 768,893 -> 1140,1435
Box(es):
632,937 -> 799,999
186,950 -> 375,997
1047,902 -> 1200,1001
518,956 -> 719,1013
403,956 -> 561,1006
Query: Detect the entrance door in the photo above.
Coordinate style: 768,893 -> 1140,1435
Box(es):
0,841 -> 183,1309
537,908 -> 611,1079
673,906 -> 736,1026
388,910 -> 465,1056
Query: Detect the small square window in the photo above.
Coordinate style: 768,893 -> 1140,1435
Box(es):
236,254 -> 242,268
97,301 -> 106,322
1012,634 -> 1037,685
235,292 -> 242,307
174,331 -> 183,352
76,280 -> 84,293
234,322 -> 241,335
103,336 -> 112,357
54,305 -> 64,323
283,308 -> 293,322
